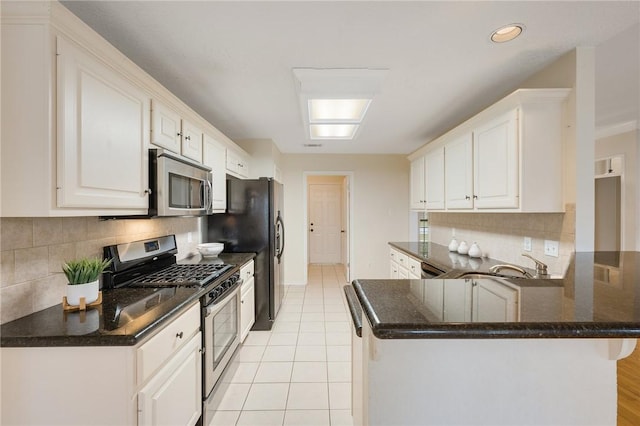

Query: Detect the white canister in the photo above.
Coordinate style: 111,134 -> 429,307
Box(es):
468,242 -> 482,258
457,241 -> 469,255
448,238 -> 459,252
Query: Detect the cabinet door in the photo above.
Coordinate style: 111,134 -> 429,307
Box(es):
151,100 -> 182,154
397,267 -> 409,279
181,119 -> 203,162
390,262 -> 399,279
473,109 -> 519,209
57,37 -> 149,209
409,157 -> 426,210
226,150 -> 239,174
240,277 -> 255,342
424,147 -> 445,210
472,280 -> 518,322
445,133 -> 474,209
203,134 -> 227,212
138,333 -> 202,426
424,280 -> 444,320
443,279 -> 472,322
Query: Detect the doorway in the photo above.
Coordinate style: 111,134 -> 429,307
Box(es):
594,155 -> 624,251
304,173 -> 352,283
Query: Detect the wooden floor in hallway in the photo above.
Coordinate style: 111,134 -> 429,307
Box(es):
618,343 -> 640,425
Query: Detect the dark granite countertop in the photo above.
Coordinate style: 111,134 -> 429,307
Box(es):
354,251 -> 640,339
389,241 -> 536,276
0,252 -> 256,347
343,285 -> 362,337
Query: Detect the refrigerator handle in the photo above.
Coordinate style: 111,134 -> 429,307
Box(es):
276,212 -> 285,264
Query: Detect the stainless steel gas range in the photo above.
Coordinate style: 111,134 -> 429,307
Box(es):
103,235 -> 242,425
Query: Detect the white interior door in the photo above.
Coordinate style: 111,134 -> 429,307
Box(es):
309,184 -> 342,264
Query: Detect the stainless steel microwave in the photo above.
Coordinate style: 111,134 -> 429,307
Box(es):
148,148 -> 213,217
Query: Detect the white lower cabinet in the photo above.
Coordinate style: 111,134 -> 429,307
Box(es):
0,302 -> 202,426
240,260 -> 256,342
138,333 -> 202,426
472,279 -> 519,322
389,246 -> 422,279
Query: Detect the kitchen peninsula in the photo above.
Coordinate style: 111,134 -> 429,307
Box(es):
349,250 -> 640,425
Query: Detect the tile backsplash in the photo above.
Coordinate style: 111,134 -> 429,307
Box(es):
0,216 -> 202,324
429,204 -> 575,277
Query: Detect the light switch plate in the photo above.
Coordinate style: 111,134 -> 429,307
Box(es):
544,240 -> 559,257
523,237 -> 532,252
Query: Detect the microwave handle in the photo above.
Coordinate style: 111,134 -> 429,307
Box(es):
206,179 -> 213,212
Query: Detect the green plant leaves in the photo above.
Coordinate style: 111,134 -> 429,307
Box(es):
62,258 -> 112,285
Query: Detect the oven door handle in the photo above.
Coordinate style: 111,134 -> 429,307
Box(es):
204,280 -> 242,318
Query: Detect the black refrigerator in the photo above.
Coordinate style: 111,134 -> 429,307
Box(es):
207,177 -> 285,330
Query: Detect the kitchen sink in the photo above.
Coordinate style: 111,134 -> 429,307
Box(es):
438,270 -> 527,280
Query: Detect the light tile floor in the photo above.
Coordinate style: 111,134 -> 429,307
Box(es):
211,264 -> 354,426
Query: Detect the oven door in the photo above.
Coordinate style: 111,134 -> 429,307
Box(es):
203,285 -> 241,397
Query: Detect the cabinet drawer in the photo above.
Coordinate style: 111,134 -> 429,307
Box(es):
408,257 -> 421,278
395,252 -> 408,268
137,302 -> 200,384
240,260 -> 254,283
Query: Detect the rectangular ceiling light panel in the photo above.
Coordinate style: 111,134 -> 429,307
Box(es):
310,124 -> 359,140
308,99 -> 372,123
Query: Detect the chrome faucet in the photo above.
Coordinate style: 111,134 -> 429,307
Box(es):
521,253 -> 549,278
489,264 -> 533,278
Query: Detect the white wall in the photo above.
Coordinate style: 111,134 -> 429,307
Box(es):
281,154 -> 409,284
595,129 -> 639,251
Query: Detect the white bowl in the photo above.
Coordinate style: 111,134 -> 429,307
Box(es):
197,243 -> 224,258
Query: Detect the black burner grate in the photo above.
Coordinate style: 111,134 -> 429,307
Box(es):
128,263 -> 233,287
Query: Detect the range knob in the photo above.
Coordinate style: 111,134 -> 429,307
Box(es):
208,287 -> 221,299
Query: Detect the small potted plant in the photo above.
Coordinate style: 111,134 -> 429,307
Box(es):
62,258 -> 112,306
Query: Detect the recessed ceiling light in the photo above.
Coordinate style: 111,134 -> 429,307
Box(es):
491,24 -> 524,43
308,99 -> 371,123
292,68 -> 388,141
310,124 -> 359,140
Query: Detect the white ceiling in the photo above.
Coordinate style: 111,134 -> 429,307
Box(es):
61,1 -> 640,155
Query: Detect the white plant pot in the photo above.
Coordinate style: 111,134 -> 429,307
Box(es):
66,280 -> 99,306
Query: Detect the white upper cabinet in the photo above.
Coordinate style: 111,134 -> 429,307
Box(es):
181,119 -> 203,163
202,133 -> 227,212
411,89 -> 569,213
226,149 -> 250,178
151,101 -> 203,163
56,37 -> 150,210
1,3 -> 247,217
412,148 -> 445,211
473,109 -> 519,209
424,147 -> 445,210
444,133 -> 474,209
150,100 -> 182,153
409,156 -> 426,210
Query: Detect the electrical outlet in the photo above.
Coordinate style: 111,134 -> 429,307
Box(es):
544,240 -> 559,257
523,237 -> 532,252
